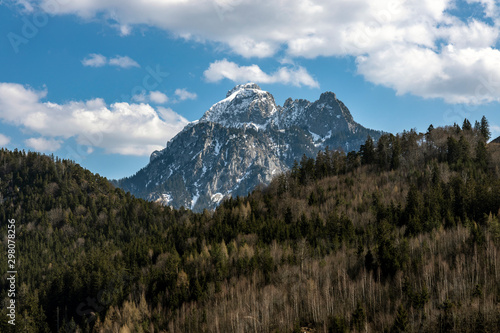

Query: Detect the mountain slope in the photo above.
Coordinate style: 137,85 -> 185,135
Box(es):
118,83 -> 382,211
3,120 -> 500,332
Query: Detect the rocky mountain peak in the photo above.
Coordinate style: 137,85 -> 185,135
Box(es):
201,83 -> 276,128
283,97 -> 294,108
118,84 -> 382,212
318,91 -> 337,102
226,83 -> 262,97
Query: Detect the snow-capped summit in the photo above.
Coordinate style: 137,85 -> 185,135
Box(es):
117,84 -> 382,212
225,83 -> 262,97
201,83 -> 277,129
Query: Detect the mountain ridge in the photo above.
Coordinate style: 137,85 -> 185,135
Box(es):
117,83 -> 382,211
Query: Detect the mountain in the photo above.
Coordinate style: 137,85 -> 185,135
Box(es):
117,83 -> 382,211
2,120 -> 500,332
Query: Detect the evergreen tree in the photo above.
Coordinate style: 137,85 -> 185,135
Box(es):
392,305 -> 409,333
458,135 -> 471,164
391,135 -> 401,170
462,118 -> 472,131
376,134 -> 391,170
427,124 -> 434,134
360,135 -> 375,165
475,140 -> 489,170
447,137 -> 459,165
480,115 -> 491,141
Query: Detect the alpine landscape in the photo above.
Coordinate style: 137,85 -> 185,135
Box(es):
2,0 -> 500,332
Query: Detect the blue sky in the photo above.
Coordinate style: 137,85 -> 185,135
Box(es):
1,0 -> 500,179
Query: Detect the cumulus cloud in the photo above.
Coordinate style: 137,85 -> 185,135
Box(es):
108,55 -> 140,68
0,83 -> 189,156
204,59 -> 319,88
21,0 -> 500,103
117,24 -> 132,36
82,54 -> 140,68
133,89 -> 198,104
82,53 -> 107,67
0,134 -> 10,146
357,45 -> 500,104
25,137 -> 62,152
133,91 -> 169,104
157,107 -> 187,124
174,88 -> 197,101
149,91 -> 169,104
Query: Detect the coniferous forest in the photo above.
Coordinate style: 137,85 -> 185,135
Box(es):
1,117 -> 500,332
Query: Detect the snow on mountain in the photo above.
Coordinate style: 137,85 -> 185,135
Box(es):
117,84 -> 382,212
200,83 -> 277,129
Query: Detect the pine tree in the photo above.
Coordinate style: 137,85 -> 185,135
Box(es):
376,134 -> 391,170
458,135 -> 471,164
475,140 -> 488,170
427,124 -> 434,134
392,305 -> 409,333
447,137 -> 459,165
462,118 -> 472,131
480,115 -> 491,141
391,135 -> 401,170
360,135 -> 375,165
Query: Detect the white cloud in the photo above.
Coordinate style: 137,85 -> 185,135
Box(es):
0,134 -> 10,146
438,19 -> 499,49
133,90 -> 198,104
17,0 -> 500,103
118,24 -> 132,36
109,55 -> 140,68
0,83 -> 189,156
82,54 -> 140,69
174,88 -> 197,101
132,92 -> 147,103
490,124 -> 500,140
82,53 -> 107,67
204,59 -> 319,88
133,91 -> 169,104
227,38 -> 278,58
356,45 -> 500,104
25,137 -> 62,152
157,107 -> 187,124
149,91 -> 169,104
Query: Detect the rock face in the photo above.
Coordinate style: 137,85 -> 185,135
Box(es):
117,83 -> 382,212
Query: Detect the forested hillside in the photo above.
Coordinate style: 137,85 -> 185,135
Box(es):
1,117 -> 500,332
